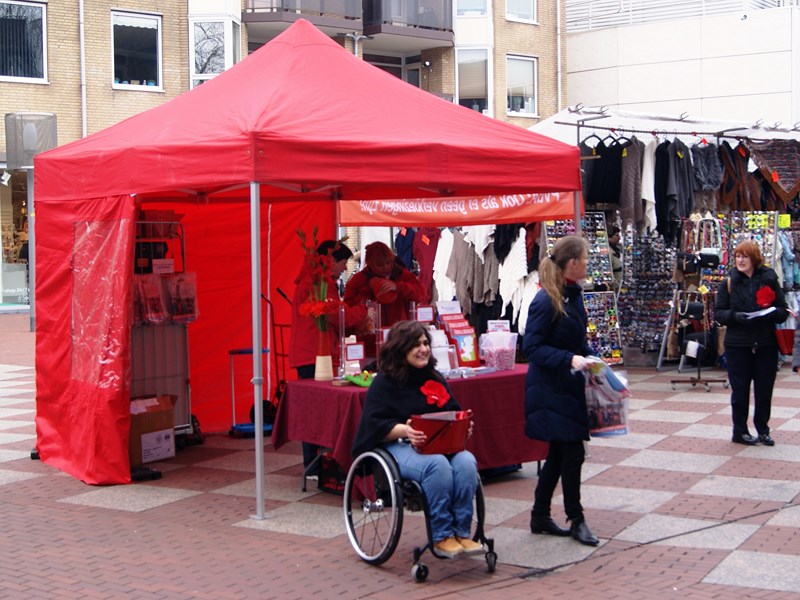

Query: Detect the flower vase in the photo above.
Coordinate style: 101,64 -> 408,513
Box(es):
314,329 -> 333,381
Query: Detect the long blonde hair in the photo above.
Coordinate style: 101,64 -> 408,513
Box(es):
539,235 -> 588,317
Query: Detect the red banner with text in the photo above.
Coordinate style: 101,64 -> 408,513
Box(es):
337,192 -> 579,227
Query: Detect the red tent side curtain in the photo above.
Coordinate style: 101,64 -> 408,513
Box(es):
35,195 -> 136,484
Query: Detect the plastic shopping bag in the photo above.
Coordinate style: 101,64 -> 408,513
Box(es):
584,358 -> 630,436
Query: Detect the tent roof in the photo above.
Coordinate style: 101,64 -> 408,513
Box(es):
36,19 -> 580,203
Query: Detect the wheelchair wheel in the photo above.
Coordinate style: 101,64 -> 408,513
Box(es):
343,448 -> 404,565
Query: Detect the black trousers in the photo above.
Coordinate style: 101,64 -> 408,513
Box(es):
725,345 -> 777,437
532,440 -> 585,523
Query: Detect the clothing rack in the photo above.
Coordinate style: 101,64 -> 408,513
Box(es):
555,120 -> 779,144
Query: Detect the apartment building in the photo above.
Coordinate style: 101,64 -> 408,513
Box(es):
1,0 -> 566,305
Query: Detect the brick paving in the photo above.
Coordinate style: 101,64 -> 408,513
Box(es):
1,312 -> 800,598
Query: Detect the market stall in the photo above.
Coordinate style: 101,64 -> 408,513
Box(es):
33,19 -> 581,490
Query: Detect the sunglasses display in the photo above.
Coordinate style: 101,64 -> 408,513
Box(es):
545,212 -> 615,291
584,291 -> 623,365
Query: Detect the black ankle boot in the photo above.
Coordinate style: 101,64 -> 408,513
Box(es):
570,520 -> 599,546
530,515 -> 570,536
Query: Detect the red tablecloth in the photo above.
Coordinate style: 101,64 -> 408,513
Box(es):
272,364 -> 548,470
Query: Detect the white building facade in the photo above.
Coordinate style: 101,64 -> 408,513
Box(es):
565,0 -> 800,126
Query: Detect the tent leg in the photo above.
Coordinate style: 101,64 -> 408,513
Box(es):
250,181 -> 267,521
574,190 -> 583,234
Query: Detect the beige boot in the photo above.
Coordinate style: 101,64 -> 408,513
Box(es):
433,537 -> 464,558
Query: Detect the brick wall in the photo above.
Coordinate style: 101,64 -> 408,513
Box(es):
1,0 -> 192,149
492,0 -> 566,125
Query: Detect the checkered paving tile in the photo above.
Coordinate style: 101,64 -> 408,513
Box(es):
2,351 -> 800,598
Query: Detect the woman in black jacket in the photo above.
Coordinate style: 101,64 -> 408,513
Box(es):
715,241 -> 788,446
523,235 -> 599,546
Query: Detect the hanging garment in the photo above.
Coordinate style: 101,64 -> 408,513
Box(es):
641,137 -> 658,232
394,227 -> 416,270
462,224 -> 495,264
432,227 -> 456,303
579,140 -> 598,201
654,140 -> 678,244
667,137 -> 695,220
745,138 -> 800,206
446,229 -> 475,315
412,227 -> 440,304
778,230 -> 796,290
494,223 -> 524,264
587,140 -> 623,205
719,141 -> 756,211
525,222 -> 542,272
691,142 -> 723,192
468,241 -> 500,307
497,227 -> 529,325
618,136 -> 645,229
517,271 -> 540,335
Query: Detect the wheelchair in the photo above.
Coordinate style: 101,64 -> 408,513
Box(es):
343,447 -> 497,582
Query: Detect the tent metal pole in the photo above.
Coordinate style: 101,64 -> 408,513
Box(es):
27,169 -> 36,331
250,181 -> 266,520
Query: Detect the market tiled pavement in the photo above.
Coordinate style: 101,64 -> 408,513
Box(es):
2,312 -> 800,599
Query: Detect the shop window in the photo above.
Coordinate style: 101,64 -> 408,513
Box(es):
457,48 -> 488,113
189,17 -> 241,89
506,55 -> 537,116
112,11 -> 161,89
0,0 -> 46,81
507,0 -> 536,22
457,0 -> 486,16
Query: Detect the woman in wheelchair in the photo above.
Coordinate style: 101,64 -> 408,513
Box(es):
351,320 -> 482,558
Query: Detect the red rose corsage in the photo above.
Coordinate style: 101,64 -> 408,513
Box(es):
756,285 -> 776,308
420,380 -> 450,408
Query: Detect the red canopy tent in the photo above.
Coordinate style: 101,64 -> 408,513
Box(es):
33,19 -> 581,491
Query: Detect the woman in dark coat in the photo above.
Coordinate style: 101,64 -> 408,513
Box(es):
715,240 -> 788,446
523,235 -> 599,546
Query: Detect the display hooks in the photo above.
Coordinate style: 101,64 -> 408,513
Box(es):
555,119 -> 761,146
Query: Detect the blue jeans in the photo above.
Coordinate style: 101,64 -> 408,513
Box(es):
385,441 -> 478,542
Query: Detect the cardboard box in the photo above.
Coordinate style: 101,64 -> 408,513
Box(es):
129,395 -> 176,467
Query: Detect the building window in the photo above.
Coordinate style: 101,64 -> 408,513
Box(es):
189,17 -> 241,88
457,49 -> 488,113
457,0 -> 486,16
507,55 -> 537,116
507,0 -> 536,22
0,1 -> 46,81
112,12 -> 162,89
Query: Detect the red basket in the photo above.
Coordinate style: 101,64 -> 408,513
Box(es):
409,410 -> 471,455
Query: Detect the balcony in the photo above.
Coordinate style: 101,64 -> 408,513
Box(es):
244,0 -> 452,52
243,0 -> 362,42
364,0 -> 453,46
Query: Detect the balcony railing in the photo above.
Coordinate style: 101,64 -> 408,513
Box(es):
364,0 -> 453,30
566,0 -> 796,32
245,0 -> 361,20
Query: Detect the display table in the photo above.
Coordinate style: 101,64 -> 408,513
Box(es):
272,364 -> 548,471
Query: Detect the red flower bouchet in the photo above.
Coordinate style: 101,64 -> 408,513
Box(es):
421,380 -> 450,408
756,285 -> 776,308
296,227 -> 348,332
